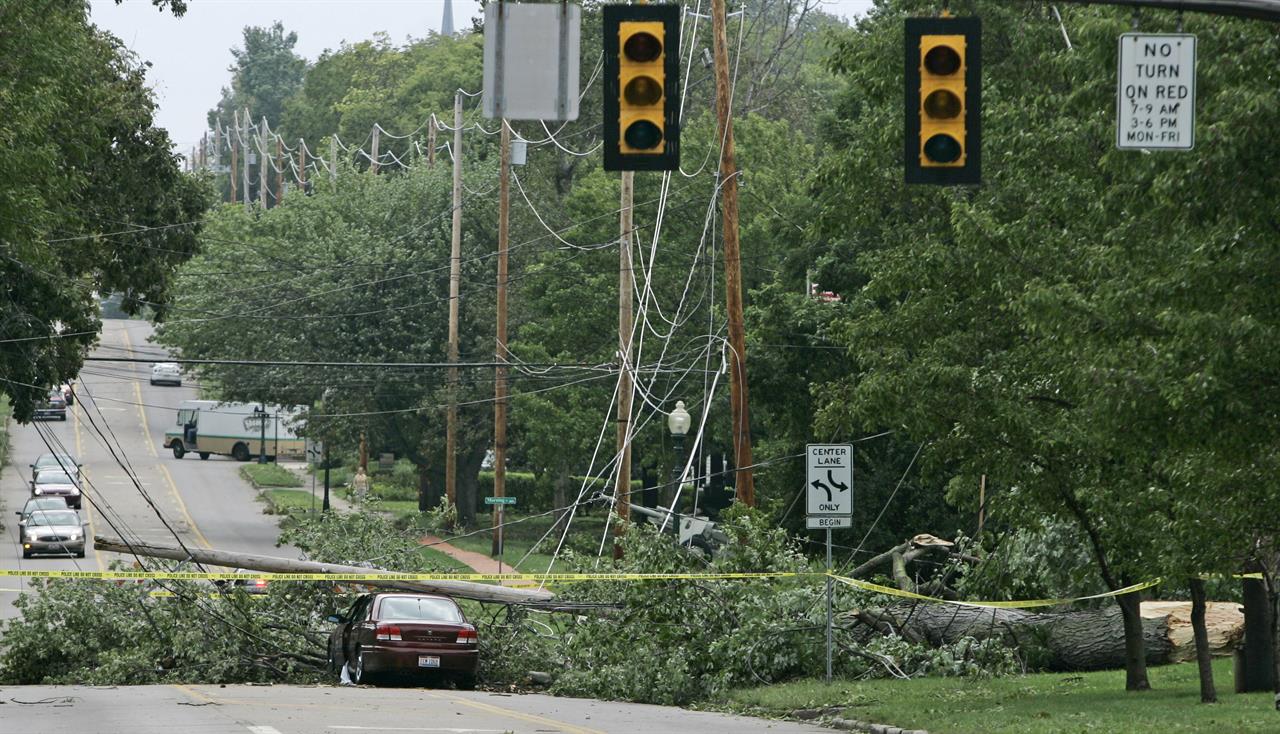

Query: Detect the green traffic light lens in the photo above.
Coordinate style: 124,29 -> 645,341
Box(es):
923,134 -> 962,164
923,45 -> 962,76
923,89 -> 962,119
624,76 -> 663,106
624,32 -> 662,62
624,120 -> 663,150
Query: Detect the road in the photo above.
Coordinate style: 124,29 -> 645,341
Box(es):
0,683 -> 831,734
1,319 -> 300,618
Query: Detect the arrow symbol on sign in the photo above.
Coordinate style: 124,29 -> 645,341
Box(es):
828,471 -> 848,493
812,479 -> 832,502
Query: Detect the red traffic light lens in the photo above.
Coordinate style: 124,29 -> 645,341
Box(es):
923,45 -> 961,76
624,76 -> 663,106
923,134 -> 962,164
624,120 -> 663,150
623,32 -> 662,62
923,89 -> 962,119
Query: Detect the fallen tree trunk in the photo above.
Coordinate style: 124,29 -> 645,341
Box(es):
849,600 -> 1243,672
93,536 -> 554,605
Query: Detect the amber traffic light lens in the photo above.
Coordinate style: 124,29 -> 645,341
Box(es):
623,32 -> 662,62
923,133 -> 962,163
923,45 -> 962,76
624,120 -> 663,150
923,89 -> 962,119
624,76 -> 663,106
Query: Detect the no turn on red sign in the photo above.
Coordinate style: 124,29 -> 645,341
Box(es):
1117,33 -> 1196,150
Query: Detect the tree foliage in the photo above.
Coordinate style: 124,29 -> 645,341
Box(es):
0,0 -> 210,420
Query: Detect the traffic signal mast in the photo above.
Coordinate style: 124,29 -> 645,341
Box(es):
905,16 -> 981,185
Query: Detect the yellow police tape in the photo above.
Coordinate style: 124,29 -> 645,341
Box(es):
0,567 -> 1181,609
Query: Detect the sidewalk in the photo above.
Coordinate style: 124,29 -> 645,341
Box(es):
421,534 -> 541,587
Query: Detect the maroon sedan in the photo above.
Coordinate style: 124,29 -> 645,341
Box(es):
327,592 -> 479,688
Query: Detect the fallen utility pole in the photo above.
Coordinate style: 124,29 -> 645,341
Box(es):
93,536 -> 554,605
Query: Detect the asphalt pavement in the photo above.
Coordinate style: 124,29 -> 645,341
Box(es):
0,683 -> 834,734
0,319 -> 299,618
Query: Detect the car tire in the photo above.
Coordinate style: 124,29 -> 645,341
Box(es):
22,550 -> 31,559
353,649 -> 371,685
199,452 -> 210,461
232,443 -> 251,462
171,441 -> 186,459
326,641 -> 340,676
60,414 -> 67,421
454,672 -> 477,691
149,379 -> 156,386
75,549 -> 85,559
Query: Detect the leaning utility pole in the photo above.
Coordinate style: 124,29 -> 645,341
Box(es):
492,119 -> 511,558
446,90 -> 463,512
614,170 -> 635,558
711,0 -> 756,506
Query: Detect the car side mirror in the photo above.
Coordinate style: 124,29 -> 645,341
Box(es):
14,511 -> 20,516
326,615 -> 346,624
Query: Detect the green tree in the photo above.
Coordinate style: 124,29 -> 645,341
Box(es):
807,0 -> 1280,694
207,22 -> 307,133
0,0 -> 210,420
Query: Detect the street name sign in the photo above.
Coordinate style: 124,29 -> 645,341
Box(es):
485,496 -> 517,506
807,515 -> 852,529
806,443 -> 853,516
1117,33 -> 1196,150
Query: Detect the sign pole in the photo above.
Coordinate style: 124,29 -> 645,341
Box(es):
826,527 -> 833,682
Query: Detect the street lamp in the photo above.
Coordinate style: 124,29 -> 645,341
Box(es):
255,405 -> 268,464
667,401 -> 691,513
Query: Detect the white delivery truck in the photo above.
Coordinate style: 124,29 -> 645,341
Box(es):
164,400 -> 306,461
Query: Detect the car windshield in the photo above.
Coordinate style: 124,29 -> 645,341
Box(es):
36,455 -> 75,470
35,471 -> 74,485
29,510 -> 79,526
378,597 -> 462,622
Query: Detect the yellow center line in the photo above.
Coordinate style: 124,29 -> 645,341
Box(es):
432,691 -> 607,734
73,400 -> 107,573
159,462 -> 212,549
170,683 -> 218,704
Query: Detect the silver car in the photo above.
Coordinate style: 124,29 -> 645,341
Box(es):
21,508 -> 86,559
150,362 -> 182,386
31,469 -> 82,509
29,452 -> 80,483
16,497 -> 71,534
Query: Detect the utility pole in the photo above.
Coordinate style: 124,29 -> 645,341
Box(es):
446,90 -> 463,513
241,109 -> 251,206
492,119 -> 511,558
258,117 -> 269,209
275,134 -> 284,204
371,124 -> 380,174
427,114 -> 437,169
614,170 -> 635,559
329,137 -> 337,182
229,112 -> 238,205
298,138 -> 306,192
711,0 -> 756,506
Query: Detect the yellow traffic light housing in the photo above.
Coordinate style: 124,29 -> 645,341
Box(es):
906,18 -> 981,185
604,5 -> 680,171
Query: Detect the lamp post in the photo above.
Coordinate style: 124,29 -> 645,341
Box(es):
255,405 -> 268,464
666,401 -> 691,524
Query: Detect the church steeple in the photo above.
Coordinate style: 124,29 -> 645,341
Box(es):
441,0 -> 455,36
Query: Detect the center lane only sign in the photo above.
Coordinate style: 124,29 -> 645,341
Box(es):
806,444 -> 853,519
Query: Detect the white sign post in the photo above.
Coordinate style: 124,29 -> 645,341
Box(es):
806,443 -> 853,683
1117,33 -> 1196,150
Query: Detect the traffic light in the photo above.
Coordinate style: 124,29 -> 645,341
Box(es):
905,17 -> 981,185
603,4 -> 680,171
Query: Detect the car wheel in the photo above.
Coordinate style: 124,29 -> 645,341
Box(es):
22,550 -> 31,559
199,452 -> 210,461
232,443 -> 251,462
149,379 -> 156,386
60,414 -> 67,421
75,549 -> 85,559
454,672 -> 477,691
353,649 -> 370,685
171,441 -> 186,459
326,641 -> 340,676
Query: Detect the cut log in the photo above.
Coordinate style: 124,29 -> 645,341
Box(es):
848,600 -> 1242,672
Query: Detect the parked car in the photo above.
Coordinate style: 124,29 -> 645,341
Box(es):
150,362 -> 182,386
327,592 -> 479,688
16,496 -> 71,534
34,391 -> 67,421
61,382 -> 75,406
29,452 -> 81,483
20,508 -> 86,559
30,469 -> 82,509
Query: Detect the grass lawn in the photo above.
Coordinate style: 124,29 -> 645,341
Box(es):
726,658 -> 1276,733
240,463 -> 303,488
445,511 -> 608,574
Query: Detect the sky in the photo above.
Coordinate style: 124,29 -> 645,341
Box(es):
89,0 -> 875,156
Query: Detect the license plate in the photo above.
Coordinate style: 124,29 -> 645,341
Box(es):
418,656 -> 440,668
